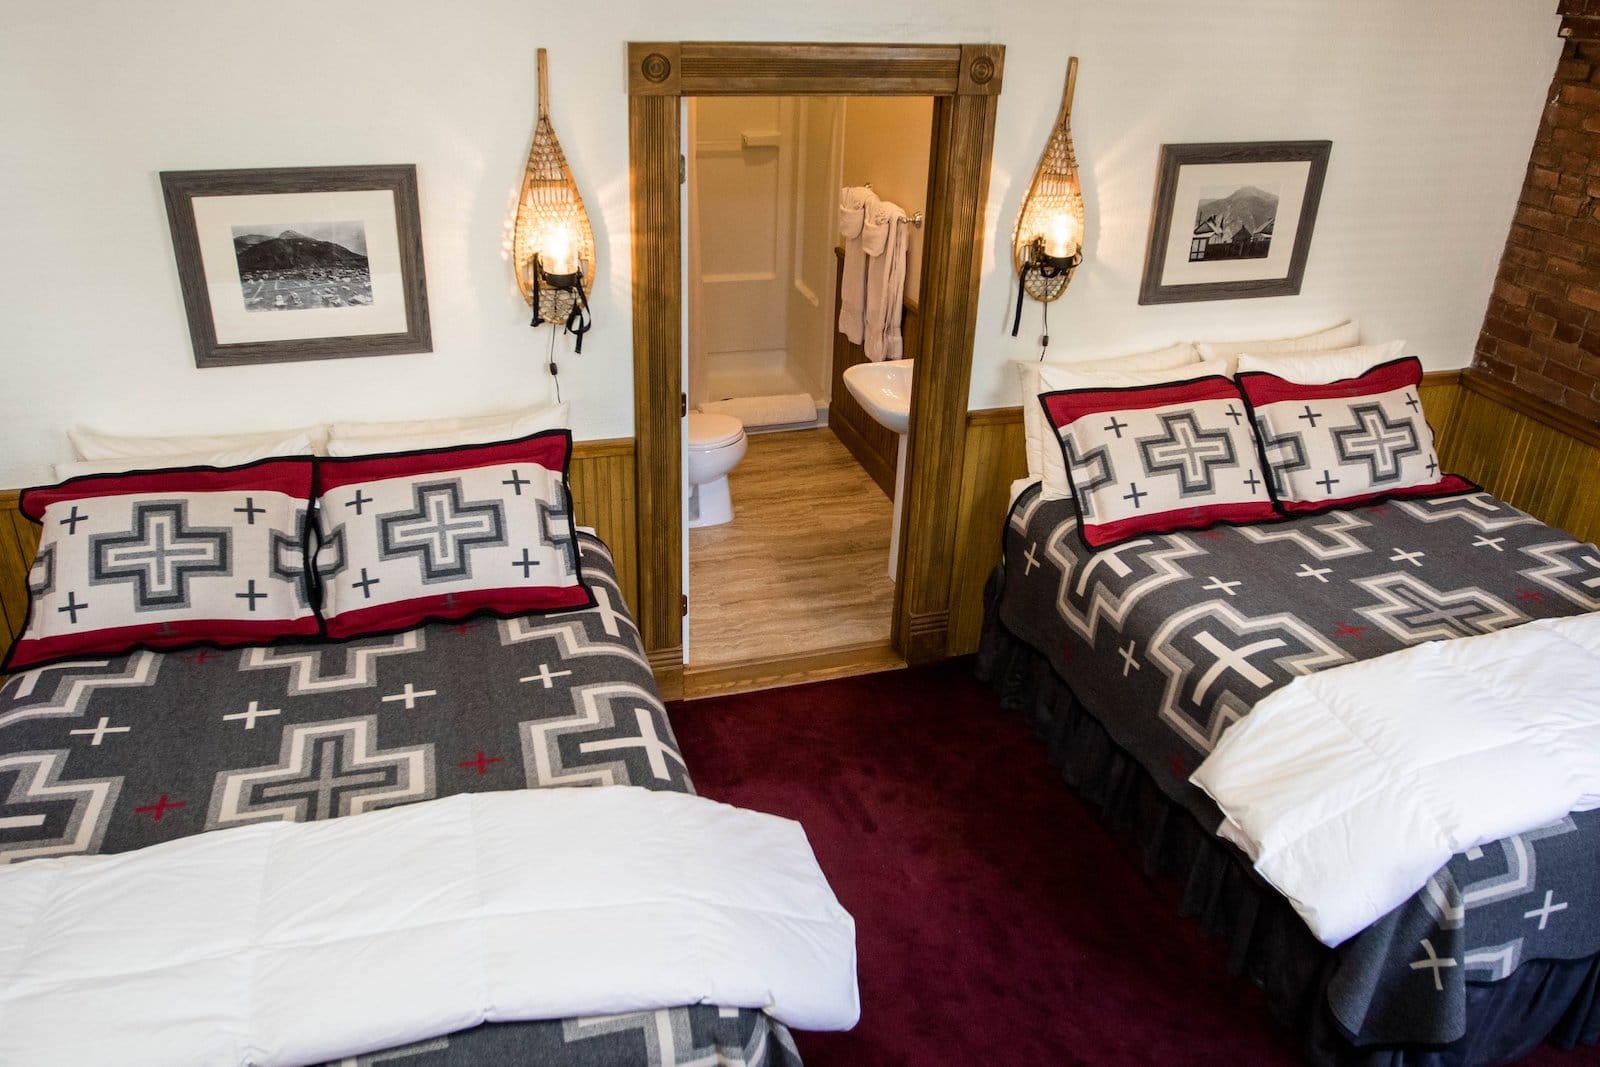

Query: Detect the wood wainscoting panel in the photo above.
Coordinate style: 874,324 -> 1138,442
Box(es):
946,408 -> 1028,657
1439,370 -> 1600,545
0,491 -> 41,669
829,249 -> 920,498
568,438 -> 639,614
1418,371 -> 1463,445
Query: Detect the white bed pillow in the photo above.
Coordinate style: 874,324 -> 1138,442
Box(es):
1234,340 -> 1407,385
1195,320 -> 1360,374
69,424 -> 326,460
326,403 -> 570,457
1030,358 -> 1229,502
54,432 -> 316,480
1017,342 -> 1198,492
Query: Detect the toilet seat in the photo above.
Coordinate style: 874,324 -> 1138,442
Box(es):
687,412 -> 745,450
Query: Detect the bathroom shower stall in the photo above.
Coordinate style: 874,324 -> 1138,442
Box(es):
686,96 -> 843,424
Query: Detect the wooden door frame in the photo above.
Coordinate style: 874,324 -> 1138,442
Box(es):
628,42 -> 1005,697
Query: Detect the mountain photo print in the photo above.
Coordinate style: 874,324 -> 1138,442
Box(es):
1139,140 -> 1330,305
232,221 -> 374,312
161,165 -> 430,367
1189,184 -> 1277,262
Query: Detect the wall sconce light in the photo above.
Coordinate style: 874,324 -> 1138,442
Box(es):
513,48 -> 596,370
1011,56 -> 1085,343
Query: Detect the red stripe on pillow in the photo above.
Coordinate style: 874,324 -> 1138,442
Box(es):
322,584 -> 595,640
3,616 -> 322,673
1041,375 -> 1240,427
316,430 -> 572,492
1081,499 -> 1278,549
1237,356 -> 1421,406
21,460 -> 314,521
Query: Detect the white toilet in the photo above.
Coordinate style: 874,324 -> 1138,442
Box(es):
686,412 -> 748,528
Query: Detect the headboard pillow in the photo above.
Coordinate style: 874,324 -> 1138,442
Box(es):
69,424 -> 327,461
1017,342 -> 1202,500
1039,375 -> 1277,549
1195,320 -> 1360,374
1234,340 -> 1406,385
312,429 -> 593,640
1030,357 -> 1227,502
326,403 -> 569,457
1238,356 -> 1473,515
1,459 -> 319,673
54,432 -> 317,481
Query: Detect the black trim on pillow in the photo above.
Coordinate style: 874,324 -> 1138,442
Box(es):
1235,355 -> 1482,521
308,428 -> 596,644
302,465 -> 328,637
1036,377 -> 1289,553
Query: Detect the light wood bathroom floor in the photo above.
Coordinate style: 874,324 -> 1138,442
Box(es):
687,427 -> 896,667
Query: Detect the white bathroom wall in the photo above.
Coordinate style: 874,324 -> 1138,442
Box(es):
0,1 -> 1562,487
840,97 -> 935,303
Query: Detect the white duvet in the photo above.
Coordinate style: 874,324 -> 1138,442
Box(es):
1191,612 -> 1600,948
0,788 -> 859,1066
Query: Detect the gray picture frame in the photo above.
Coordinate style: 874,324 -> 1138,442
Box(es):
1138,140 -> 1331,305
160,165 -> 432,368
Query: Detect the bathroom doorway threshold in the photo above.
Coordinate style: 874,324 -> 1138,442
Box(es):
681,641 -> 905,700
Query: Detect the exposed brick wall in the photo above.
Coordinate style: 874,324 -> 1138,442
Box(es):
1472,19 -> 1600,423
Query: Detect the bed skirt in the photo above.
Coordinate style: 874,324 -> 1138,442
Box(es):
976,572 -> 1600,1067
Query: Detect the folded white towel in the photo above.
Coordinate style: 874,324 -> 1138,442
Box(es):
838,186 -> 878,346
863,199 -> 909,362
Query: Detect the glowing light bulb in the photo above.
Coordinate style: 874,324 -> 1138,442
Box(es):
1044,213 -> 1078,259
544,224 -> 576,275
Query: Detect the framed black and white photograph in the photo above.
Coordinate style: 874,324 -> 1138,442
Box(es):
161,165 -> 431,367
1138,141 -> 1331,305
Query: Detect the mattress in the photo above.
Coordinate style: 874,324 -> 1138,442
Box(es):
994,484 -> 1600,1050
0,532 -> 801,1067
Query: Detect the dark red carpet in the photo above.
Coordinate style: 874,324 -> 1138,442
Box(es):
669,659 -> 1590,1067
668,658 -> 1300,1066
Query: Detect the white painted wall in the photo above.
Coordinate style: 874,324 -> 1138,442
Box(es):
0,1 -> 1560,487
841,97 -> 933,301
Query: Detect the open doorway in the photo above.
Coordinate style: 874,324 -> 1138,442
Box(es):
625,42 -> 1006,700
683,95 -> 934,688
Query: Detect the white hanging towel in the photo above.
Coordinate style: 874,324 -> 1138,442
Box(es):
862,198 -> 909,362
838,186 -> 878,345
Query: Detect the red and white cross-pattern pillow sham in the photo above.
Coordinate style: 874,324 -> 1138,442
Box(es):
1238,356 -> 1473,515
1,459 -> 319,672
312,430 -> 593,639
1039,376 -> 1278,549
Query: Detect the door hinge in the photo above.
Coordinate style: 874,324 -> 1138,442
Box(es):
680,393 -> 687,417
679,154 -> 686,185
681,594 -> 689,617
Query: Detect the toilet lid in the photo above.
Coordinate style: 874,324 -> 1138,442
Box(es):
687,412 -> 744,449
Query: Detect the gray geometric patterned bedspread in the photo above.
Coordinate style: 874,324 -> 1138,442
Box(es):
998,485 -> 1600,1047
0,532 -> 801,1067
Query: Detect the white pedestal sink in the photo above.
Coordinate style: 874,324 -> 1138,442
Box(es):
841,358 -> 913,581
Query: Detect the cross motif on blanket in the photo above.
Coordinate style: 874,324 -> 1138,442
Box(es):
1332,403 -> 1421,483
1254,421 -> 1308,496
1065,437 -> 1114,520
538,490 -> 578,576
379,481 -> 508,580
91,502 -> 231,609
1137,412 -> 1236,492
